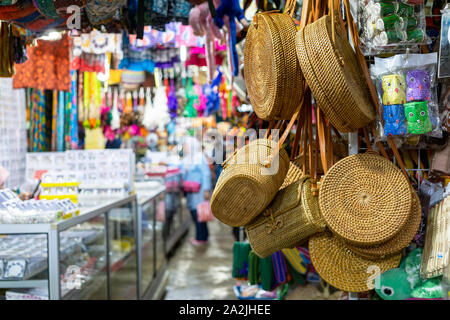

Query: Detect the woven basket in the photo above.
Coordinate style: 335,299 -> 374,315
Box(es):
244,11 -> 303,121
420,195 -> 450,279
280,158 -> 303,189
346,190 -> 421,259
280,150 -> 326,190
295,15 -> 376,132
246,176 -> 325,258
309,231 -> 402,292
211,139 -> 289,227
319,152 -> 412,246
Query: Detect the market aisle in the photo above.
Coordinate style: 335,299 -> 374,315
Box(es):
164,218 -> 237,300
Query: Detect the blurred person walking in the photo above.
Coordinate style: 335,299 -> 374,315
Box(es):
181,135 -> 212,246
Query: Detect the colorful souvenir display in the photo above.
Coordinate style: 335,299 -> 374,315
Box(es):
383,104 -> 408,136
406,69 -> 431,102
358,0 -> 429,55
382,74 -> 407,105
404,101 -> 433,134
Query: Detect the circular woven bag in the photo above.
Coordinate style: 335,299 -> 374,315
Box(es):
346,190 -> 421,259
318,152 -> 412,246
211,139 -> 289,227
309,231 -> 402,292
244,11 -> 303,121
295,15 -> 376,132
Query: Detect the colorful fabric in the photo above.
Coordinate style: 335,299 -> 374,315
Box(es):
185,46 -> 224,68
57,90 -> 64,151
85,0 -> 126,25
282,248 -> 307,275
32,0 -> 59,18
286,260 -> 306,285
64,91 -> 70,150
177,24 -> 205,47
71,53 -> 106,73
127,0 -> 191,32
232,242 -> 251,279
248,251 -> 260,285
272,252 -> 288,284
14,33 -> 70,91
119,32 -> 155,72
51,90 -> 58,151
260,256 -> 274,292
30,88 -> 48,152
70,70 -> 78,149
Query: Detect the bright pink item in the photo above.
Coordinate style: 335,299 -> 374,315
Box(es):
156,201 -> 165,222
189,1 -> 225,82
197,201 -> 214,222
182,181 -> 201,193
165,181 -> 179,192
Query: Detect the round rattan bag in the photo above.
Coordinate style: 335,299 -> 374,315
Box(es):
211,139 -> 289,227
309,231 -> 402,292
346,190 -> 421,259
244,11 -> 303,121
295,15 -> 376,132
318,152 -> 412,246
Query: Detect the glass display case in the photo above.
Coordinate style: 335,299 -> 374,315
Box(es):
0,178 -> 188,300
0,195 -> 138,300
138,187 -> 166,299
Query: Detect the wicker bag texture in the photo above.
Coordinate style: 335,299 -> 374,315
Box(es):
346,190 -> 421,259
295,15 -> 376,132
318,152 -> 412,246
246,176 -> 325,258
420,195 -> 450,279
280,158 -> 303,190
244,10 -> 302,121
211,139 -> 289,227
309,231 -> 402,292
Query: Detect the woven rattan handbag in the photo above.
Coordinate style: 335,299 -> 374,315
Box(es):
318,152 -> 412,246
211,139 -> 289,227
345,189 -> 422,259
295,13 -> 376,132
244,0 -> 303,121
246,176 -> 326,258
309,231 -> 402,292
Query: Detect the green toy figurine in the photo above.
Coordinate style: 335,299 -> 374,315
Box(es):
404,101 -> 432,135
375,248 -> 443,300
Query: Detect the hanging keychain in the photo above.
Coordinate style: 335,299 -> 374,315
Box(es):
142,86 -> 154,130
132,90 -> 138,113
138,87 -> 145,115
119,88 -> 125,113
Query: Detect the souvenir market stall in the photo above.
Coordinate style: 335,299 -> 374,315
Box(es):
0,0 -> 252,301
209,0 -> 450,301
0,0 -> 449,302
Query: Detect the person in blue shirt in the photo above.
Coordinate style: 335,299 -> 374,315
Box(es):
180,136 -> 212,245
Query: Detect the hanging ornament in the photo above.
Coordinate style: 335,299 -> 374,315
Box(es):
142,87 -> 154,130
111,87 -> 121,130
168,79 -> 178,119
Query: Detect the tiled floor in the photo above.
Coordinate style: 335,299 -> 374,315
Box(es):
164,219 -> 237,300
163,218 -> 342,300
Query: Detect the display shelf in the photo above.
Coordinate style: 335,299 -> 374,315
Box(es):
0,280 -> 48,289
0,195 -> 137,300
0,179 -> 188,300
